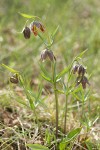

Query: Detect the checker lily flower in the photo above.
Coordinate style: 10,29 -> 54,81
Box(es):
73,64 -> 90,89
76,76 -> 90,89
30,21 -> 45,36
23,26 -> 31,39
41,49 -> 56,62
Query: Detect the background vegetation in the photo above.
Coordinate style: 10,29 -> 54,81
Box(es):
0,0 -> 100,149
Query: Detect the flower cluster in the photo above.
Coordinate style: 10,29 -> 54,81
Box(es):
72,64 -> 90,89
23,21 -> 45,39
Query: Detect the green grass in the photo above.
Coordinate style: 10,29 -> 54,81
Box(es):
0,0 -> 100,149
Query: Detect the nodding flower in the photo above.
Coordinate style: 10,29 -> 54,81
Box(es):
41,49 -> 56,62
76,76 -> 90,89
10,74 -> 19,84
73,64 -> 90,89
30,21 -> 45,36
72,64 -> 86,77
23,26 -> 31,39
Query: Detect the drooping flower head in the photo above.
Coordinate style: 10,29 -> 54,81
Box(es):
76,76 -> 90,89
23,26 -> 31,39
30,21 -> 45,36
41,49 -> 56,62
72,64 -> 90,89
72,64 -> 86,76
10,74 -> 19,84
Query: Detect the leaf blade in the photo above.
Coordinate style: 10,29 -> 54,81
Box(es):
1,64 -> 19,73
27,144 -> 49,150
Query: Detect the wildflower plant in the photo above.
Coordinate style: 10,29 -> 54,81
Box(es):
1,13 -> 91,149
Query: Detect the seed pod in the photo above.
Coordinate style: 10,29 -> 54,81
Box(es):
10,74 -> 18,84
23,26 -> 31,39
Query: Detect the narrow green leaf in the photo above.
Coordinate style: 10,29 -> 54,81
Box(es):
19,12 -> 40,19
85,141 -> 93,150
1,64 -> 19,73
37,85 -> 43,99
67,128 -> 81,140
72,93 -> 81,101
59,142 -> 66,150
17,99 -> 28,107
62,128 -> 81,144
74,49 -> 87,61
41,73 -> 52,82
27,144 -> 49,150
56,66 -> 70,80
27,90 -> 36,99
57,89 -> 64,94
51,25 -> 59,40
40,64 -> 51,78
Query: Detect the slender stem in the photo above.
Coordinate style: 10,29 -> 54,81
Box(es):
33,108 -> 39,125
54,82 -> 59,138
52,61 -> 59,139
38,33 -> 48,47
88,97 -> 91,118
38,33 -> 53,48
81,90 -> 85,120
64,94 -> 68,134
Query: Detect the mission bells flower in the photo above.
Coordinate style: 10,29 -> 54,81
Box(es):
76,76 -> 90,89
41,49 -> 56,62
72,64 -> 86,76
10,74 -> 19,84
73,64 -> 90,89
30,21 -> 45,36
23,26 -> 31,39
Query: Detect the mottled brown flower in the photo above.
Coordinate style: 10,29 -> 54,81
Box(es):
23,26 -> 31,39
30,21 -> 45,36
76,76 -> 90,89
77,65 -> 86,76
72,65 -> 79,74
10,74 -> 19,84
41,49 -> 56,62
81,76 -> 90,89
72,64 -> 86,76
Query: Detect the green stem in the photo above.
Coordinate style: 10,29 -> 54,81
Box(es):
54,82 -> 59,139
33,108 -> 39,125
81,90 -> 85,120
64,94 -> 68,134
52,62 -> 59,139
38,33 -> 48,47
38,33 -> 53,49
19,75 -> 39,126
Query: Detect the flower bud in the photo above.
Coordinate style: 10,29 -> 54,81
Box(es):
10,74 -> 18,84
23,26 -> 31,39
